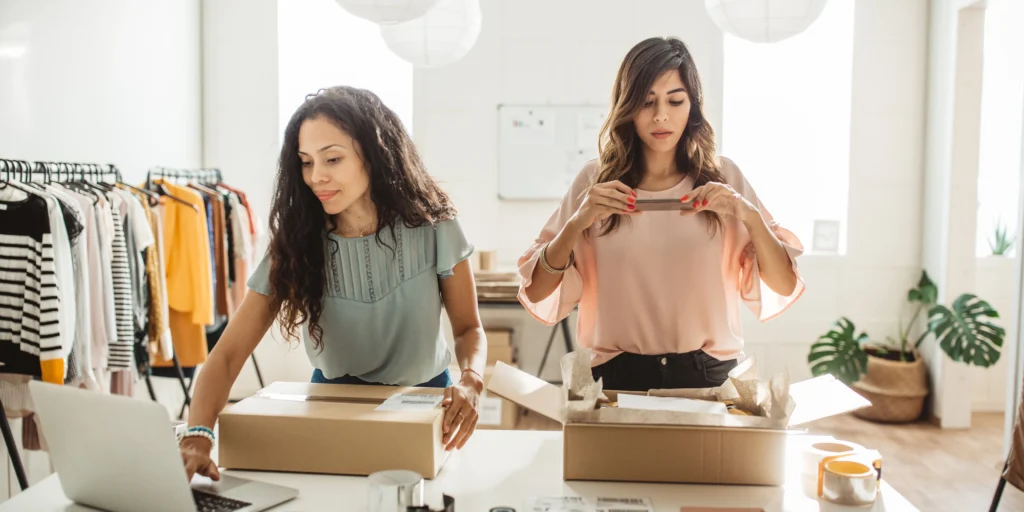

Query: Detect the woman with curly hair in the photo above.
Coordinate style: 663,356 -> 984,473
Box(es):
179,86 -> 486,481
520,37 -> 806,392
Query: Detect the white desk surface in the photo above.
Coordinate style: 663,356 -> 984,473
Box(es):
0,430 -> 918,512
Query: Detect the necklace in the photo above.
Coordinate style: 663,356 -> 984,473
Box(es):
337,220 -> 376,238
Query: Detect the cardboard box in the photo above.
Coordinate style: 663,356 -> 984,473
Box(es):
485,329 -> 515,365
448,364 -> 520,430
478,366 -> 520,430
218,382 -> 449,478
486,351 -> 870,486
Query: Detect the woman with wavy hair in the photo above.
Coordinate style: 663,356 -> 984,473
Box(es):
520,37 -> 805,392
179,86 -> 486,481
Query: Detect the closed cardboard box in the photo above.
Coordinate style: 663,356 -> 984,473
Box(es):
218,382 -> 450,478
485,329 -> 514,365
486,352 -> 870,486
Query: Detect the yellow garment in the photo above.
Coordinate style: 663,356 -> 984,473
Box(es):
151,181 -> 213,368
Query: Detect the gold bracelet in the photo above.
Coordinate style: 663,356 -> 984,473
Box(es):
540,244 -> 574,274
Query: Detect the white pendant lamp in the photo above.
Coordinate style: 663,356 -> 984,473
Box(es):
379,0 -> 481,68
334,0 -> 441,25
704,0 -> 829,43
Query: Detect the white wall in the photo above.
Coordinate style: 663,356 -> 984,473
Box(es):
921,0 -> 988,428
278,0 -> 414,138
414,0 -> 942,386
0,0 -> 202,182
0,0 -> 203,496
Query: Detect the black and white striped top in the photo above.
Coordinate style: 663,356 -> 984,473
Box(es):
108,206 -> 134,369
0,193 -> 62,378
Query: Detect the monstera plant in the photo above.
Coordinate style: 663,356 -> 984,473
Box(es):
808,270 -> 1005,383
808,270 -> 1005,423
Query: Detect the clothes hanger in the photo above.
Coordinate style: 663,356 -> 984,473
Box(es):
150,172 -> 199,212
0,159 -> 10,189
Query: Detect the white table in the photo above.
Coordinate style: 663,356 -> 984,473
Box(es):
0,430 -> 918,511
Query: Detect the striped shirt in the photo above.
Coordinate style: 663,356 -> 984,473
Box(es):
0,192 -> 64,383
108,203 -> 134,370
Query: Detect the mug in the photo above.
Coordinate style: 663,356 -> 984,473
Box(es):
816,450 -> 883,507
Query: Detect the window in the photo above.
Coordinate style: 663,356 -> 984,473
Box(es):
975,0 -> 1024,257
720,0 -> 855,254
277,0 -> 414,138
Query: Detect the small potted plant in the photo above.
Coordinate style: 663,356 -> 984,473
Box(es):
808,270 -> 1005,423
990,218 -> 1015,256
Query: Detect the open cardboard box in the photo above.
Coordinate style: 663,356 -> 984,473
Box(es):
218,382 -> 450,479
486,350 -> 871,486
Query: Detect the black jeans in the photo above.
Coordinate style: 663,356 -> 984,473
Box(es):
591,350 -> 738,392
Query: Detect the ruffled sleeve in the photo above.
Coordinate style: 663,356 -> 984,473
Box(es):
723,157 -> 806,321
435,217 -> 475,278
246,251 -> 272,296
516,162 -> 593,325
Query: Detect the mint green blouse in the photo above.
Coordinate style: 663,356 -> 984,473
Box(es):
247,218 -> 474,386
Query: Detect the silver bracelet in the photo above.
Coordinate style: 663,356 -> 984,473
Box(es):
540,244 -> 574,274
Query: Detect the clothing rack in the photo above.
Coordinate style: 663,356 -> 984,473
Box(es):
0,157 -> 196,488
146,166 -> 222,187
144,166 -> 266,417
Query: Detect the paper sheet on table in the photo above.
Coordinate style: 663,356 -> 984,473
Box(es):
617,394 -> 728,415
374,393 -> 443,411
527,496 -> 653,512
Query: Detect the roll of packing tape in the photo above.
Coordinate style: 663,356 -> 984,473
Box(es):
819,459 -> 879,507
800,440 -> 865,496
367,470 -> 424,512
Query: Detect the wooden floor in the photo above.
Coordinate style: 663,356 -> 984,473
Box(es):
517,410 -> 1024,512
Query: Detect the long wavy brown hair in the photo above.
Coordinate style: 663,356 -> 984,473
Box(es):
595,36 -> 726,236
266,86 -> 456,350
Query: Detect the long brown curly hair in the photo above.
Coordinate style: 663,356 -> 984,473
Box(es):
595,36 -> 726,236
266,86 -> 456,350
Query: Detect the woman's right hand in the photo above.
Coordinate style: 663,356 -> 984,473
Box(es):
569,180 -> 638,232
180,437 -> 221,482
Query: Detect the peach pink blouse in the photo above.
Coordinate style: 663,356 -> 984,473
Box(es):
517,157 -> 805,367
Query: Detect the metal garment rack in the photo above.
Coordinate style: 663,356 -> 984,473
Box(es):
0,158 -> 192,489
146,166 -> 266,418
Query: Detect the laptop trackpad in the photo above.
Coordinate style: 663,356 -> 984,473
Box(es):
192,474 -> 249,494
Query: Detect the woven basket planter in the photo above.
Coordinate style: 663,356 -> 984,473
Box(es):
851,349 -> 929,423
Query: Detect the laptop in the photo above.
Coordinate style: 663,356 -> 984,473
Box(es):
29,381 -> 299,512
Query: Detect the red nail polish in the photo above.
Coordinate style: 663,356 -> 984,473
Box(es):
628,204 -> 635,210
681,195 -> 689,201
627,196 -> 636,204
631,189 -> 637,196
703,199 -> 709,207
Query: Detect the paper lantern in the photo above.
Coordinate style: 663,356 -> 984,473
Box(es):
704,0 -> 829,43
334,0 -> 441,24
379,0 -> 481,68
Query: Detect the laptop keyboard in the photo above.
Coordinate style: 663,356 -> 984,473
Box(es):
192,489 -> 253,511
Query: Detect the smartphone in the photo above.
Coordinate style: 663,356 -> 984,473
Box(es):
633,197 -> 695,211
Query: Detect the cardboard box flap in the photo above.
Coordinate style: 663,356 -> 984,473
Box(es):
486,361 -> 564,424
785,374 -> 871,426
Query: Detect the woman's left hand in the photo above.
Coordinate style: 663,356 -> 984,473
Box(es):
682,182 -> 758,222
440,372 -> 483,451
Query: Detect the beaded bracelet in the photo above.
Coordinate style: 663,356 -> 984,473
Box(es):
177,426 -> 216,446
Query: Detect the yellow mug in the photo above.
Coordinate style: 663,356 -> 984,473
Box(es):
817,450 -> 883,507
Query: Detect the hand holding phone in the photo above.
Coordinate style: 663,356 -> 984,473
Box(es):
632,198 -> 696,212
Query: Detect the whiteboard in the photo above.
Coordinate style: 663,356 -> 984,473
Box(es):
497,104 -> 609,200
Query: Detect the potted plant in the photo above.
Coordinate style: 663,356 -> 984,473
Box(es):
990,218 -> 1015,256
808,270 -> 1005,423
